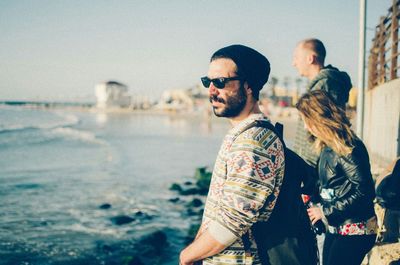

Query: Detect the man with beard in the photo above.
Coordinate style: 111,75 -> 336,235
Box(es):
179,45 -> 317,265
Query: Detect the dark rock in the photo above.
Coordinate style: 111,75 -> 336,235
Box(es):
186,208 -> 199,216
184,181 -> 193,185
143,231 -> 167,247
168,197 -> 180,203
110,215 -> 135,225
139,230 -> 168,254
135,211 -> 144,217
102,244 -> 114,253
186,223 -> 201,244
169,183 -> 182,191
197,188 -> 209,195
195,167 -> 212,190
187,198 -> 203,208
128,257 -> 144,265
96,241 -> 114,253
99,203 -> 112,210
198,209 -> 204,216
188,223 -> 201,237
134,211 -> 153,221
179,188 -> 200,195
144,215 -> 153,220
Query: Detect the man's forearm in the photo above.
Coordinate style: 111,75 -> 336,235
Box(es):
180,230 -> 227,264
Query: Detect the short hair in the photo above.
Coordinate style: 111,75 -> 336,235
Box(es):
301,38 -> 326,65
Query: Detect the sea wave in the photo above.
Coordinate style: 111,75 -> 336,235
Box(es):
0,125 -> 39,134
0,113 -> 80,134
51,127 -> 107,145
53,112 -> 80,127
66,223 -> 126,237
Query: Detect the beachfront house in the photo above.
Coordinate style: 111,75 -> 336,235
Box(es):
154,89 -> 194,112
95,81 -> 131,109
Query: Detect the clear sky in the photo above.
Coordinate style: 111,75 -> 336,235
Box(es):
0,0 -> 391,101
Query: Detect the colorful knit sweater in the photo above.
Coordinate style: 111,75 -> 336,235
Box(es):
201,114 -> 285,265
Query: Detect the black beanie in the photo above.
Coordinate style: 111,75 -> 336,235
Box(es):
211,44 -> 270,99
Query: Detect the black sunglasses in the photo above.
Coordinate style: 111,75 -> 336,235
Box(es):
200,76 -> 242,89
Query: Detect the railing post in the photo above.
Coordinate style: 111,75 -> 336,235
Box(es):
390,0 -> 399,80
378,17 -> 386,84
357,0 -> 367,139
368,37 -> 379,89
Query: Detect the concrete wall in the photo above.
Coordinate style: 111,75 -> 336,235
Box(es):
363,79 -> 400,164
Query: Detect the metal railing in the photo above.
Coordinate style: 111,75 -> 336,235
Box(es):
368,0 -> 400,89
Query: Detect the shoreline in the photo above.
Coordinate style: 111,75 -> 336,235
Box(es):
2,102 -> 388,176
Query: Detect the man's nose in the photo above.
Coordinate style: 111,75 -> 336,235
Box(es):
208,83 -> 219,96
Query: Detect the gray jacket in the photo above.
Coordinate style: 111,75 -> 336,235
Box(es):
309,64 -> 352,108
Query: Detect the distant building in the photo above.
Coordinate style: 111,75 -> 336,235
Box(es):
95,81 -> 131,109
155,89 -> 194,111
188,84 -> 210,112
268,86 -> 299,106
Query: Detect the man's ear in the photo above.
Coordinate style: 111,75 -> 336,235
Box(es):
244,82 -> 252,95
308,54 -> 317,64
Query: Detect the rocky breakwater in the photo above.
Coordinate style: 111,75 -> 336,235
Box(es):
89,166 -> 212,265
169,166 -> 212,243
93,203 -> 169,265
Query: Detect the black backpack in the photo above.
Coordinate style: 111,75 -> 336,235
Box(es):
239,120 -> 319,265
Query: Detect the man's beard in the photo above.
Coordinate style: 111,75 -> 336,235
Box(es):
209,85 -> 247,118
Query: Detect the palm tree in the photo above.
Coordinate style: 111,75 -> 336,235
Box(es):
295,78 -> 302,95
269,76 -> 278,100
283,76 -> 291,92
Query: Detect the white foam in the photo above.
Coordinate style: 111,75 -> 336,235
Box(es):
0,109 -> 80,133
51,127 -> 107,145
52,112 -> 80,128
0,124 -> 31,133
65,223 -> 125,237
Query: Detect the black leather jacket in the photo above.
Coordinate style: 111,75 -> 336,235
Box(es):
376,158 -> 400,210
317,139 -> 376,227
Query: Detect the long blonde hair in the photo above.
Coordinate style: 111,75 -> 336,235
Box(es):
296,90 -> 356,155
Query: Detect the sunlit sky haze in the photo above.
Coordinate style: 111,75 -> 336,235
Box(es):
0,0 -> 391,101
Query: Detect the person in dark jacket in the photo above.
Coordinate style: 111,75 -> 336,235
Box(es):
375,157 -> 400,243
296,90 -> 377,265
292,38 -> 352,109
292,38 -> 353,166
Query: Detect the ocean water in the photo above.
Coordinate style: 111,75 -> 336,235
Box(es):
0,105 -> 229,264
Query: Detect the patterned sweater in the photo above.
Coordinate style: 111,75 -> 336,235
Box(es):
201,114 -> 285,265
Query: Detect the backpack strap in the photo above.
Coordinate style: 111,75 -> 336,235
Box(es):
234,119 -> 282,138
238,119 -> 286,256
235,119 -> 286,148
275,122 -> 284,140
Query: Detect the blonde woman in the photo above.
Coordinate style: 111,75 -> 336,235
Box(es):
296,90 -> 376,265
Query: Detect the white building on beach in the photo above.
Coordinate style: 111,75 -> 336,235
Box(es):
95,81 -> 131,109
154,89 -> 194,111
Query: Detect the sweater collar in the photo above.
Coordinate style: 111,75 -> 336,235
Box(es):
228,113 -> 268,136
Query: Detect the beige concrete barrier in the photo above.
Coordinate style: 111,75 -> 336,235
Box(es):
364,79 -> 400,166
